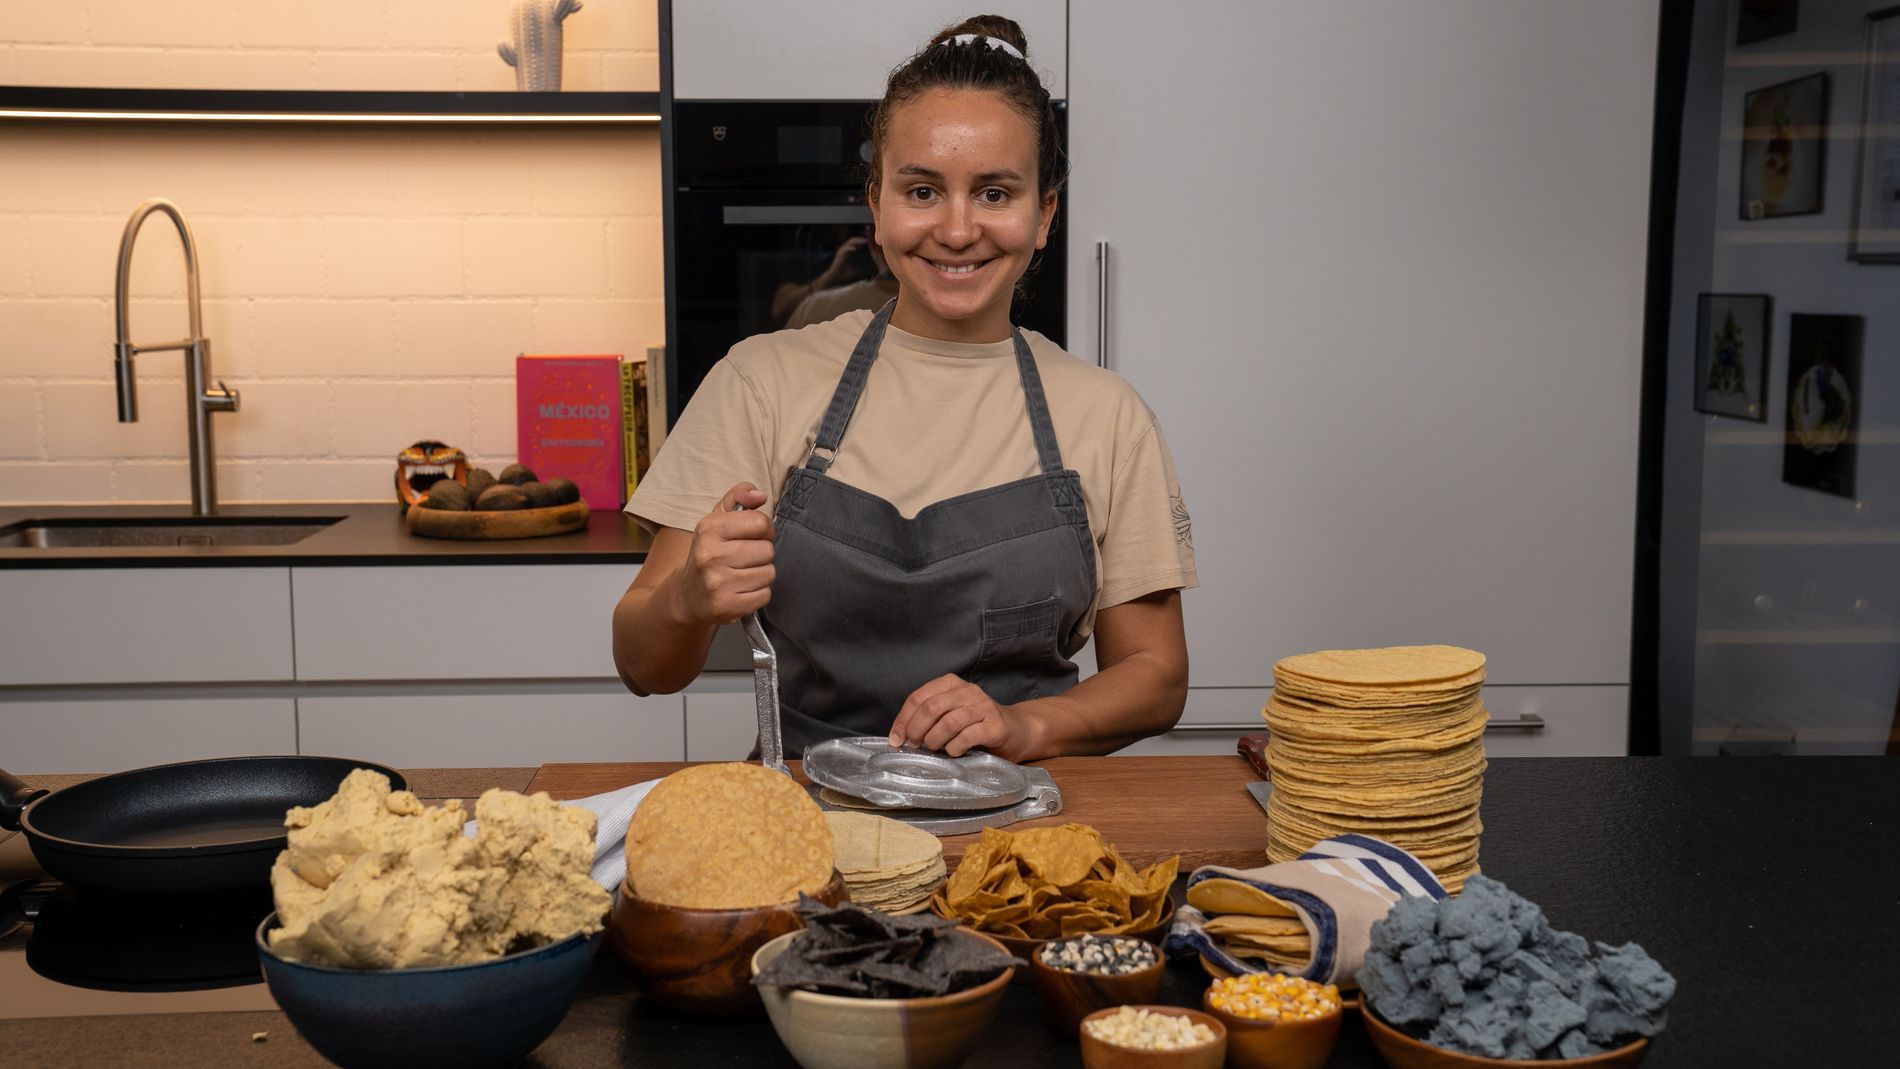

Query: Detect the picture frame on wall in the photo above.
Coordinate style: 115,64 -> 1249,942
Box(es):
1739,72 -> 1829,220
1693,294 -> 1772,421
1781,313 -> 1864,499
1738,0 -> 1798,46
1850,7 -> 1900,263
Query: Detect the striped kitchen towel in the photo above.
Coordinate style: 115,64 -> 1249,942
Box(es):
1164,834 -> 1448,985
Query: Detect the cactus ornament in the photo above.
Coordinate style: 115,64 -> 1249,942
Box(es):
498,0 -> 583,92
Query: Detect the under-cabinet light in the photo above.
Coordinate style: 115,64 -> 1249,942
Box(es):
0,109 -> 660,123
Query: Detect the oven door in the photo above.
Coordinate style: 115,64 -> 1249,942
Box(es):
672,188 -> 878,410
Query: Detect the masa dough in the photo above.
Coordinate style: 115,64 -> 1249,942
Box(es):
268,768 -> 609,968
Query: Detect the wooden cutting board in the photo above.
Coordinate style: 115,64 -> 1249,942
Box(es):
526,755 -> 1272,872
406,499 -> 589,540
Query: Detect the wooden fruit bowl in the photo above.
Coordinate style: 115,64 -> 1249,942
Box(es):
608,870 -> 848,1016
406,500 -> 589,540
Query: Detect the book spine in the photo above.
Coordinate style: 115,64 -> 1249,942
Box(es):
619,359 -> 640,501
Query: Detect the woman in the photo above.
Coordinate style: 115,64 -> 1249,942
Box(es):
612,15 -> 1195,761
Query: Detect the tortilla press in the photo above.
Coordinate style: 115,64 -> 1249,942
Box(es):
803,737 -> 1063,836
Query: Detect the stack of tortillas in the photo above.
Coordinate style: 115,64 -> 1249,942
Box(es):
823,811 -> 947,914
1263,645 -> 1487,893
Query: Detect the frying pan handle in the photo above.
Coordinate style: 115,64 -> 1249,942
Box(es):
0,768 -> 50,831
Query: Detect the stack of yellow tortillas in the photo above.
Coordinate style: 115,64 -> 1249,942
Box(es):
1263,645 -> 1487,893
823,811 -> 946,914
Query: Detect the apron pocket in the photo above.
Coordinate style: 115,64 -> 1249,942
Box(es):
971,595 -> 1063,699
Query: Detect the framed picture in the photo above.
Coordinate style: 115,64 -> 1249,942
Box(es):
1738,0 -> 1798,46
1781,313 -> 1864,499
1739,72 -> 1829,220
1850,7 -> 1900,262
1693,294 -> 1771,421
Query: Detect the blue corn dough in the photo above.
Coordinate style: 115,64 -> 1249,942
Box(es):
1358,875 -> 1676,1060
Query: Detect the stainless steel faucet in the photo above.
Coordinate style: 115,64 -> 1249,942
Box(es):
112,198 -> 239,516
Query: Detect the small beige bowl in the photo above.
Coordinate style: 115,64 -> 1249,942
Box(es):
749,927 -> 1016,1069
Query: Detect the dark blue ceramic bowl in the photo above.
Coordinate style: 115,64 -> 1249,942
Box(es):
256,913 -> 603,1069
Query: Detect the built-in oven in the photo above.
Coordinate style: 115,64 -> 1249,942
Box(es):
663,100 -> 1067,421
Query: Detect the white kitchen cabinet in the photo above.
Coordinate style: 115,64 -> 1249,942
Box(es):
1126,685 -> 1628,758
0,696 -> 296,773
1066,2 -> 1656,697
683,675 -> 762,761
297,687 -> 683,768
0,568 -> 293,686
670,0 -> 1068,101
290,564 -> 634,681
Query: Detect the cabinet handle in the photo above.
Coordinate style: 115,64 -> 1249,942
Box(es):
1484,714 -> 1545,733
1095,239 -> 1110,369
1169,722 -> 1259,733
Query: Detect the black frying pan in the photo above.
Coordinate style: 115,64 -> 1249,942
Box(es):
0,756 -> 405,895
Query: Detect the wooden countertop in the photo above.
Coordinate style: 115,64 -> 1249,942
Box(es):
527,754 -> 1271,871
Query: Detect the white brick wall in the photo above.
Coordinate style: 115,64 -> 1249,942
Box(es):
0,5 -> 664,505
5,0 -> 659,93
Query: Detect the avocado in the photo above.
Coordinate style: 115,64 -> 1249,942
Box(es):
475,484 -> 531,511
498,463 -> 537,486
545,477 -> 581,505
465,467 -> 498,501
519,481 -> 558,508
421,481 -> 473,510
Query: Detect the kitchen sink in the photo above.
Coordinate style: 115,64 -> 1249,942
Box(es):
0,516 -> 343,548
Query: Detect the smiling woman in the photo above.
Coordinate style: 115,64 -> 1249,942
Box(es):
611,15 -> 1197,762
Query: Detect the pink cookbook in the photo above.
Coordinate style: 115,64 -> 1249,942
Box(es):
515,354 -> 624,510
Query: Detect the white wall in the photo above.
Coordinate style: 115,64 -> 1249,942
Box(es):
1662,1 -> 1900,754
3,0 -> 658,91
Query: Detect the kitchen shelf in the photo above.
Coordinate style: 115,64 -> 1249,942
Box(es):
1701,528 -> 1900,546
0,86 -> 661,124
1697,628 -> 1900,645
1705,428 -> 1900,446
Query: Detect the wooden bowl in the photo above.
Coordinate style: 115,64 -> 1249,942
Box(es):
607,870 -> 847,1016
406,499 -> 589,540
1028,940 -> 1166,1038
1361,1003 -> 1650,1069
1077,1005 -> 1227,1069
750,927 -> 1015,1069
933,897 -> 1177,982
1201,991 -> 1342,1069
1197,955 -> 1362,1012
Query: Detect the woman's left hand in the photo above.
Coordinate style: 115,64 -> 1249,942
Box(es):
887,675 -> 1029,759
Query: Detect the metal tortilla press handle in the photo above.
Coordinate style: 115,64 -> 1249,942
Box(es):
731,500 -> 789,777
0,768 -> 50,832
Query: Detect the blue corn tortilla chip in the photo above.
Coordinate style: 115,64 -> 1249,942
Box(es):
754,895 -> 1022,998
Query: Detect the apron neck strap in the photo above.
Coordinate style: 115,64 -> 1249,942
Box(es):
803,299 -> 1068,476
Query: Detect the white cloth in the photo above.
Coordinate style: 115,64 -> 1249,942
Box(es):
463,778 -> 660,891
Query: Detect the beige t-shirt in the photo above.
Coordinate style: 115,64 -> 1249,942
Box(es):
628,309 -> 1197,639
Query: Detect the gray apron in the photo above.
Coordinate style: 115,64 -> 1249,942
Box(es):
762,302 -> 1098,755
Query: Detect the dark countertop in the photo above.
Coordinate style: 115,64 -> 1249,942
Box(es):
0,502 -> 652,569
3,757 -> 1894,1066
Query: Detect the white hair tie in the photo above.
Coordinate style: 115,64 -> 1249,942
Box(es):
942,33 -> 1025,61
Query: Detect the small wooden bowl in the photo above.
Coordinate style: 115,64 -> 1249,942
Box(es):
607,870 -> 847,1016
1028,939 -> 1166,1038
406,499 -> 589,540
1201,990 -> 1342,1069
934,897 -> 1177,982
1078,1005 -> 1227,1069
1361,1003 -> 1650,1069
751,928 -> 1015,1069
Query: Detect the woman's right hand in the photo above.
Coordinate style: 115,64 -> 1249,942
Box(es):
671,483 -> 776,626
